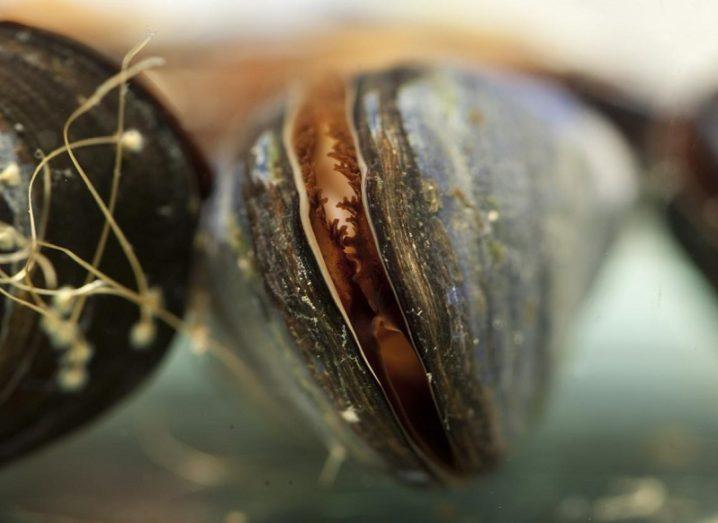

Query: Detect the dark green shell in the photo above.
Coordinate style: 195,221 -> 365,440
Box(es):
0,23 -> 206,464
199,64 -> 635,484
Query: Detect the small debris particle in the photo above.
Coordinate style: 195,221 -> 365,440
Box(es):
300,295 -> 316,309
120,129 -> 144,152
487,209 -> 499,222
62,340 -> 94,366
237,256 -> 252,273
130,319 -> 156,349
421,179 -> 441,213
340,406 -> 360,423
57,364 -> 88,392
0,224 -> 17,250
0,162 -> 21,186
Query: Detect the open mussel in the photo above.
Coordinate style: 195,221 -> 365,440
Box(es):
197,64 -> 636,484
0,22 -> 206,464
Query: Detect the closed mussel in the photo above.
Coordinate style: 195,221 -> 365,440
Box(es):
0,22 -> 206,464
199,63 -> 636,484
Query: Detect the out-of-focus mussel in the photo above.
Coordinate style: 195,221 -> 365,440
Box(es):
554,74 -> 718,293
0,22 -> 206,464
198,63 -> 636,485
650,94 -> 718,291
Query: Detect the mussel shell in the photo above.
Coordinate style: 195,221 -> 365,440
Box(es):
199,63 -> 635,484
0,23 -> 206,463
655,94 -> 718,292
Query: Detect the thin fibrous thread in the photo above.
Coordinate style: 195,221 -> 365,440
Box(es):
0,39 -> 254,393
60,55 -> 164,304
69,36 -> 152,326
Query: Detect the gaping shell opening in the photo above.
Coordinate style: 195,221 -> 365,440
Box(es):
288,74 -> 458,478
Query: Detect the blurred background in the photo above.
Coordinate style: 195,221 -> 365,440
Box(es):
2,1 -> 718,522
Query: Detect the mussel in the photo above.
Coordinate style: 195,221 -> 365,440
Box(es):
0,22 -> 206,464
650,95 -> 718,292
557,74 -> 718,294
197,64 -> 637,484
